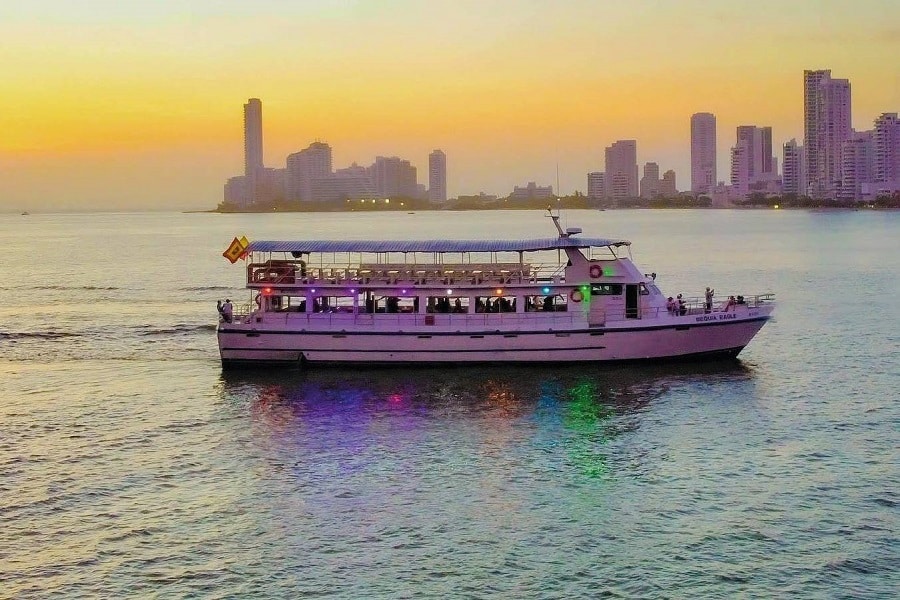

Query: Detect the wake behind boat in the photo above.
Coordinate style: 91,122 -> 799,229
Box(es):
216,212 -> 774,367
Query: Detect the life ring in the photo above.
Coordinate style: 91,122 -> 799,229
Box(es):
589,264 -> 603,278
570,289 -> 583,303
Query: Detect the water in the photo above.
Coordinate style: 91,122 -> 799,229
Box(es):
1,209 -> 897,598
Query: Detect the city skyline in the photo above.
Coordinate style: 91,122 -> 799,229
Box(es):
1,1 -> 898,211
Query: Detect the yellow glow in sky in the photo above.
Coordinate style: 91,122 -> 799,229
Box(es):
1,0 -> 897,211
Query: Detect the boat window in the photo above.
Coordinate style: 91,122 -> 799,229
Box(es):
474,296 -> 515,313
313,294 -> 354,314
281,296 -> 308,312
427,295 -> 470,314
590,283 -> 623,296
535,294 -> 567,312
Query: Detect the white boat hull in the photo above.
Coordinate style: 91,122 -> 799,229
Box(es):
217,308 -> 772,367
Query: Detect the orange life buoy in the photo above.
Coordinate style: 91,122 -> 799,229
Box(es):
589,264 -> 603,278
570,289 -> 583,303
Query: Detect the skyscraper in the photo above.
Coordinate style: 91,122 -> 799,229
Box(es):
873,113 -> 900,188
839,131 -> 875,200
690,112 -> 716,194
804,70 -> 852,198
604,140 -> 638,200
243,98 -> 263,203
286,142 -> 333,202
428,149 -> 447,202
730,141 -> 750,198
782,139 -> 806,196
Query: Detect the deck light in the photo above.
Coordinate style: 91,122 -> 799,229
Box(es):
402,289 -> 407,294
542,286 -> 551,294
495,288 -> 503,295
350,288 -> 356,293
311,288 -> 316,293
446,289 -> 453,295
263,287 -> 272,294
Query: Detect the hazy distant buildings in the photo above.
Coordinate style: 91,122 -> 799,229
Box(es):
805,70 -> 852,198
605,140 -> 638,200
428,149 -> 447,202
690,112 -> 717,194
243,98 -> 264,205
509,182 -> 554,201
286,142 -> 333,202
729,125 -> 777,199
587,172 -> 605,200
640,162 -> 660,199
660,170 -> 677,197
373,156 -> 419,198
310,163 -> 377,202
782,139 -> 806,196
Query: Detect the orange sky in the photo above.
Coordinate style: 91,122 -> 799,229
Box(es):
1,1 -> 897,211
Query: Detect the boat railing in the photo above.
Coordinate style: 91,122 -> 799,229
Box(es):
248,260 -> 567,286
247,310 -> 581,328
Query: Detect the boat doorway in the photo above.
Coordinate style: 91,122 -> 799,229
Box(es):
625,284 -> 640,319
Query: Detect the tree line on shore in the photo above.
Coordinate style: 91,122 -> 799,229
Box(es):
216,191 -> 900,212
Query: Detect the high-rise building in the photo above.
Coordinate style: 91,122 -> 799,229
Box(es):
587,172 -> 605,200
873,113 -> 900,188
690,112 -> 716,194
372,156 -> 418,198
640,162 -> 660,199
840,131 -> 875,200
605,140 -> 638,200
731,141 -> 751,199
782,139 -> 806,196
286,142 -> 333,201
804,70 -> 852,198
243,98 -> 264,203
428,149 -> 447,202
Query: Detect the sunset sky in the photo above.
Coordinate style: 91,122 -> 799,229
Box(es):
1,0 -> 898,211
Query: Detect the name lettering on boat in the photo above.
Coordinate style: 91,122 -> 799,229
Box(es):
695,313 -> 738,322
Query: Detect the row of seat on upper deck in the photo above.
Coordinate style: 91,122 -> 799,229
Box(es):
303,263 -> 533,285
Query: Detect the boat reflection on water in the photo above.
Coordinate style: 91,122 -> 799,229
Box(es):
218,361 -> 756,480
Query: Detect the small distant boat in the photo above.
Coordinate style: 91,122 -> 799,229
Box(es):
216,211 -> 775,367
21,211 -> 29,216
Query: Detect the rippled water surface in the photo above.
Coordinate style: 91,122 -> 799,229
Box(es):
1,210 -> 898,598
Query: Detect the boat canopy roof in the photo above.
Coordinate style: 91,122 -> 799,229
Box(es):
247,237 -> 630,255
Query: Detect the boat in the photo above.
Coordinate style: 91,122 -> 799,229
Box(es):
217,212 -> 774,367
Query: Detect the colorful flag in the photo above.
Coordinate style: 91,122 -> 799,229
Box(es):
222,237 -> 245,263
239,236 -> 250,260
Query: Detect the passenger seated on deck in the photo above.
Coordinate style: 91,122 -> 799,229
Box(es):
543,296 -> 554,312
724,295 -> 736,312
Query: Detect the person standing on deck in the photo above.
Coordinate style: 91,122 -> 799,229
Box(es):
220,299 -> 233,323
705,287 -> 715,313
